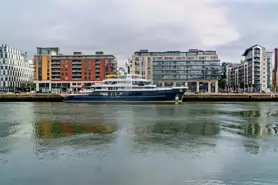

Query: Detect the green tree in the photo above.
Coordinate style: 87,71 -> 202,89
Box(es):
21,82 -> 35,91
218,79 -> 227,90
271,85 -> 275,92
21,83 -> 28,89
240,82 -> 244,89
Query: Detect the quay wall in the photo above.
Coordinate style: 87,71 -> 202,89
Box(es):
0,94 -> 65,102
183,94 -> 278,101
1,94 -> 278,102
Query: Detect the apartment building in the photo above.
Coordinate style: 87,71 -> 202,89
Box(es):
273,48 -> 278,88
227,64 -> 244,92
34,48 -> 117,93
221,62 -> 238,79
227,44 -> 272,92
34,47 -> 59,81
0,44 -> 34,92
150,49 -> 220,92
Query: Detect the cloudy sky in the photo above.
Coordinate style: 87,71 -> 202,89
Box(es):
1,0 -> 278,66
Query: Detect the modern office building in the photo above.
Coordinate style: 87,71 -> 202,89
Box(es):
0,44 -> 34,92
273,48 -> 278,88
227,44 -> 273,92
150,49 -> 221,93
34,48 -> 117,93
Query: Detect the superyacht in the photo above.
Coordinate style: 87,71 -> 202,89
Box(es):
64,70 -> 187,103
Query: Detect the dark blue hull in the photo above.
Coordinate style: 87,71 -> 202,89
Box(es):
64,88 -> 185,103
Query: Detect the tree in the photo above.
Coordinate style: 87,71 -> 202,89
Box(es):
218,79 -> 227,90
21,82 -> 35,91
240,82 -> 244,89
271,85 -> 275,92
21,83 -> 28,89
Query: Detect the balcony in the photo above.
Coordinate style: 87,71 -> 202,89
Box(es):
73,73 -> 82,77
52,65 -> 60,69
72,65 -> 82,69
72,70 -> 81,72
72,61 -> 81,64
52,73 -> 60,77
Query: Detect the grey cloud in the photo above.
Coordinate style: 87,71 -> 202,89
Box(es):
211,1 -> 278,62
0,0 -> 278,64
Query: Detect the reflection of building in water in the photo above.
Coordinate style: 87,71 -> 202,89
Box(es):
35,121 -> 117,138
33,121 -> 118,160
244,142 -> 261,155
224,107 -> 273,138
222,105 -> 277,156
0,103 -> 35,154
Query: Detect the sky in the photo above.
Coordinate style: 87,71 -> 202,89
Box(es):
1,0 -> 278,67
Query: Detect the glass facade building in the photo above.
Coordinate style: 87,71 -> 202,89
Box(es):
153,59 -> 220,81
132,49 -> 221,92
0,44 -> 34,92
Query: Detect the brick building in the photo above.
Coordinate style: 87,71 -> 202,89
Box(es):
34,47 -> 117,93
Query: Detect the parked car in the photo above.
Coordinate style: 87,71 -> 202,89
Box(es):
14,91 -> 21,94
27,91 -> 36,94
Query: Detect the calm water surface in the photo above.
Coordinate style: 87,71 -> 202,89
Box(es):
0,102 -> 278,185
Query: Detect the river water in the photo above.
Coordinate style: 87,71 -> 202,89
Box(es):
0,102 -> 278,185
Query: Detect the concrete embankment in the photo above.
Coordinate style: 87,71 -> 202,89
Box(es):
0,94 -> 65,102
183,94 -> 278,101
1,94 -> 278,102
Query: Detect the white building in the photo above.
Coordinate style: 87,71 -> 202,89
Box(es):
228,44 -> 273,92
0,44 -> 34,92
